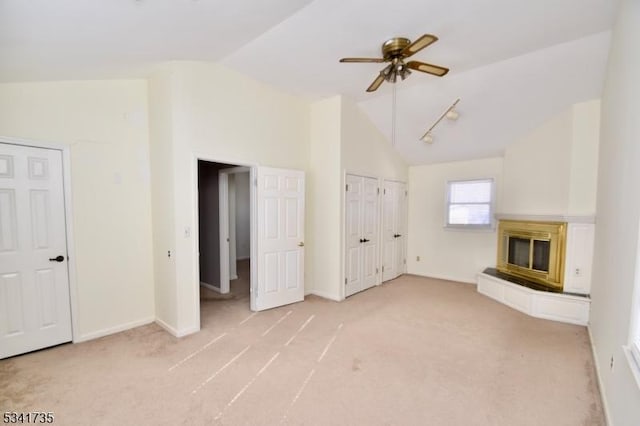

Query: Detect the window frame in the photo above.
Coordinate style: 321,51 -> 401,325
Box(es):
444,178 -> 495,230
626,234 -> 640,389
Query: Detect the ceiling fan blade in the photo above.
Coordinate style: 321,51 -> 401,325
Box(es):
340,57 -> 386,63
406,61 -> 449,77
366,73 -> 386,92
401,34 -> 438,57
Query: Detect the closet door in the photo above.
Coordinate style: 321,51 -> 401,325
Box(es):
345,175 -> 379,298
361,177 -> 379,290
382,180 -> 407,282
394,182 -> 407,275
382,181 -> 398,281
345,175 -> 363,297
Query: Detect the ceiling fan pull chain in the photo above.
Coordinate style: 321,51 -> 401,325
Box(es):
391,83 -> 397,147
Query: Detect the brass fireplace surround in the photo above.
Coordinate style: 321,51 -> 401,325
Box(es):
496,220 -> 567,291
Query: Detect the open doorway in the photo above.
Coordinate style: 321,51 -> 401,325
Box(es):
195,161 -> 306,328
197,160 -> 252,328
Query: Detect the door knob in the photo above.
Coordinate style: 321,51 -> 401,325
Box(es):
359,238 -> 364,243
298,242 -> 305,247
362,238 -> 370,243
49,255 -> 65,262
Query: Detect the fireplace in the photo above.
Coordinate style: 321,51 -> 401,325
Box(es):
496,220 -> 567,291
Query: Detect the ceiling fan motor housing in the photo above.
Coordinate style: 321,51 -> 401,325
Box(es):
382,37 -> 412,59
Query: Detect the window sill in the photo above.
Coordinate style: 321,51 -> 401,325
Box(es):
623,345 -> 640,391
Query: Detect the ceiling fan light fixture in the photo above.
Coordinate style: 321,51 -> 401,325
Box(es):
339,34 -> 449,93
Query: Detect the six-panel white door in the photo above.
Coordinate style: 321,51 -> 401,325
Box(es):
254,167 -> 305,311
345,175 -> 380,297
0,143 -> 72,359
382,180 -> 407,282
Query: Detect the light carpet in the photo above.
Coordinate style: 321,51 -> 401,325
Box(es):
1,267 -> 604,425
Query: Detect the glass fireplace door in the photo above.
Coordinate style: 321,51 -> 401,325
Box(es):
497,220 -> 566,291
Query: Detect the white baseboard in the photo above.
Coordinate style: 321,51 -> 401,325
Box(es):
407,271 -> 476,284
307,289 -> 342,302
155,317 -> 200,338
200,281 -> 221,292
74,316 -> 155,343
230,274 -> 238,280
588,327 -> 612,426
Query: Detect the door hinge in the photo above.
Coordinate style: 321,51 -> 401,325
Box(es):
382,266 -> 385,272
404,259 -> 406,264
405,190 -> 408,196
254,178 -> 258,186
376,268 -> 379,274
345,184 -> 349,191
383,188 -> 386,194
377,187 -> 380,194
345,278 -> 347,284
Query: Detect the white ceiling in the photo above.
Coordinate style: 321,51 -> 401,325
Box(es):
0,0 -> 619,165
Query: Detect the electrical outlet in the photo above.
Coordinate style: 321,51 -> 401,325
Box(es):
574,268 -> 581,277
610,356 -> 614,371
416,256 -> 421,261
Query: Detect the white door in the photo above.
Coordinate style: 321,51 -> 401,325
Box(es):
382,180 -> 407,282
0,143 -> 72,359
395,182 -> 407,276
345,175 -> 379,298
361,177 -> 379,290
254,167 -> 305,311
382,181 -> 398,281
345,175 -> 363,297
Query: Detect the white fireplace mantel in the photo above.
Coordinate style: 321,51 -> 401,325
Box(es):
494,213 -> 596,224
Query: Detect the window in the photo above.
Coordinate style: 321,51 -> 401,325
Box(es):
624,221 -> 640,389
626,228 -> 640,388
445,179 -> 494,229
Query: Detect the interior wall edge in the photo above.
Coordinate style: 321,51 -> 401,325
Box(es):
588,326 -> 613,426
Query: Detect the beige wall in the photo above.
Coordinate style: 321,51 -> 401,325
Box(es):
340,97 -> 408,182
149,62 -> 311,333
406,100 -> 599,284
148,68 -> 178,330
308,96 -> 342,300
407,158 -> 503,283
502,100 -> 600,216
569,100 -> 601,215
589,1 -> 640,424
0,80 -> 155,340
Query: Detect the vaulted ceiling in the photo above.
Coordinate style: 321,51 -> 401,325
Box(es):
0,0 -> 619,165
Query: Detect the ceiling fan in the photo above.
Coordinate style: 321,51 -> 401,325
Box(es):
339,34 -> 449,92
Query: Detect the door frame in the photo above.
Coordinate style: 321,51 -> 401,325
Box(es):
193,155 -> 257,323
0,136 -> 79,342
218,166 -> 251,295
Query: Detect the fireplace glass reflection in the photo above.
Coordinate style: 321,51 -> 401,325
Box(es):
506,237 -> 551,272
532,240 -> 550,272
508,237 -> 530,268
